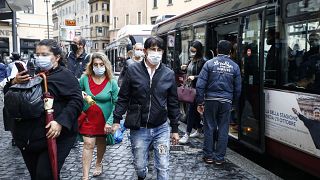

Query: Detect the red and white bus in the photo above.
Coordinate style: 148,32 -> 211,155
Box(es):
152,0 -> 320,177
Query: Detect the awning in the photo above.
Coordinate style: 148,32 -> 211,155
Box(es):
0,0 -> 33,13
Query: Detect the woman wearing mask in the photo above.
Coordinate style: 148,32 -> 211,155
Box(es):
4,39 -> 83,179
79,52 -> 119,180
179,40 -> 206,144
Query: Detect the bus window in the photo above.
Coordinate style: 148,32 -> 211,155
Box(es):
179,28 -> 193,66
282,20 -> 320,94
264,7 -> 278,86
194,25 -> 206,48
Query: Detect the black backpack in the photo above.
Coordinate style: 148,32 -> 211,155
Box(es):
4,76 -> 44,120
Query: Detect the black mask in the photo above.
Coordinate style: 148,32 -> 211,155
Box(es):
71,44 -> 79,53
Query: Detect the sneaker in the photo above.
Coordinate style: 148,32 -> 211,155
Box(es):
190,130 -> 204,138
179,134 -> 189,144
215,159 -> 225,165
189,130 -> 200,138
202,157 -> 214,164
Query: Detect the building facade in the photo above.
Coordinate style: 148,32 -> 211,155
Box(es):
147,0 -> 214,24
0,0 -> 52,60
109,0 -> 147,42
88,0 -> 110,52
52,0 -> 91,52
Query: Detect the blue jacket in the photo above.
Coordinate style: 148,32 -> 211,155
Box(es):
196,55 -> 241,104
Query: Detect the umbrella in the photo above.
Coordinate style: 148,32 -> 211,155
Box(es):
39,72 -> 58,180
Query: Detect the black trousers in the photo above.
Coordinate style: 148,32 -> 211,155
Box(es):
186,102 -> 202,134
20,135 -> 76,180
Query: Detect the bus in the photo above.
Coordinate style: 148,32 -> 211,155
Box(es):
105,25 -> 153,75
152,0 -> 320,177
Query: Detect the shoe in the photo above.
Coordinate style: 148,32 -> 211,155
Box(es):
93,163 -> 103,177
179,134 -> 189,144
202,157 -> 214,164
215,159 -> 225,165
189,130 -> 200,138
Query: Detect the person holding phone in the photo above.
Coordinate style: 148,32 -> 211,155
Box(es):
4,39 -> 83,179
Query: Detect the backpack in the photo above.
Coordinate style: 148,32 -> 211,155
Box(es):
4,76 -> 44,120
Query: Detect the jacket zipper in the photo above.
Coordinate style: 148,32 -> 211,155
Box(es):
146,79 -> 152,128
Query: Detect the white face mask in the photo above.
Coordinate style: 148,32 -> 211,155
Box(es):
35,56 -> 53,71
134,50 -> 144,58
190,52 -> 196,58
147,50 -> 162,65
93,66 -> 105,76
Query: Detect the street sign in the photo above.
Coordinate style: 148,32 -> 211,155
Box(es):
65,19 -> 76,26
60,26 -> 80,41
75,32 -> 81,36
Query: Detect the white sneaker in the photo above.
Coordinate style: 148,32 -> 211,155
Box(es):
189,130 -> 200,138
179,134 -> 189,144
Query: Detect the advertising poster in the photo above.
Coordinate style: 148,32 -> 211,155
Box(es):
265,89 -> 320,158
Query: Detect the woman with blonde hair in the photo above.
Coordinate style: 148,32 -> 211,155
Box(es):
79,52 -> 119,179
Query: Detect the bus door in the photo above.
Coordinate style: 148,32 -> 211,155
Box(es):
238,9 -> 266,153
207,18 -> 241,138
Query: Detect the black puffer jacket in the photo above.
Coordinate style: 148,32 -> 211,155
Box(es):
113,61 -> 180,133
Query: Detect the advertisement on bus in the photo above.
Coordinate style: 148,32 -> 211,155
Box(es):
265,89 -> 320,158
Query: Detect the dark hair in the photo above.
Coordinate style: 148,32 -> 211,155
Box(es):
78,36 -> 86,46
191,40 -> 203,59
144,36 -> 164,50
127,44 -> 133,52
217,40 -> 232,55
38,39 -> 63,61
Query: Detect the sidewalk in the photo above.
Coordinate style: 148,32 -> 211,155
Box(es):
0,102 -> 280,179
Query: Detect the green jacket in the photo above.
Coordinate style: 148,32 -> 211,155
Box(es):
79,74 -> 119,144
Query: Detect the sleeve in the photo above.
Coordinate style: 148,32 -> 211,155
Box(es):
106,79 -> 119,125
113,66 -> 131,124
167,71 -> 181,133
79,75 -> 85,91
233,66 -> 242,106
196,62 -> 209,105
194,59 -> 206,79
55,73 -> 83,130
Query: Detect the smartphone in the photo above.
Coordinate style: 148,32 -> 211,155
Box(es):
15,62 -> 25,72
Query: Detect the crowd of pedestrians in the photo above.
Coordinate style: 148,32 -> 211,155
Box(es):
1,35 -> 242,180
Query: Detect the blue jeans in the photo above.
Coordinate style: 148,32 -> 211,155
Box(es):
130,122 -> 170,180
203,100 -> 231,161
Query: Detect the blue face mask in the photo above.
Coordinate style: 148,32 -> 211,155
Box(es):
93,66 -> 105,76
35,56 -> 53,71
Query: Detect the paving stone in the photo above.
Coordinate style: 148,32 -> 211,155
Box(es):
0,101 -> 263,179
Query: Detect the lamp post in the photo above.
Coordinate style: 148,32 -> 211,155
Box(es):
44,0 -> 50,39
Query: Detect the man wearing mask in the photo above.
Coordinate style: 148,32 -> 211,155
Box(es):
67,36 -> 90,78
118,43 -> 145,86
112,36 -> 180,180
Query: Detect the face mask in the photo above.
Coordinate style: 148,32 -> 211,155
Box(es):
93,66 -> 105,76
190,52 -> 196,57
70,44 -> 79,53
147,50 -> 162,65
134,50 -> 144,58
35,56 -> 53,71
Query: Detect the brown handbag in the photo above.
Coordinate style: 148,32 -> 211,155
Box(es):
177,85 -> 196,103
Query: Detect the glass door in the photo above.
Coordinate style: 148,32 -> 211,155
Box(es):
239,11 -> 265,153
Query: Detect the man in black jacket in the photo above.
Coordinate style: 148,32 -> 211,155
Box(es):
112,36 -> 180,180
66,36 -> 90,78
292,108 -> 320,149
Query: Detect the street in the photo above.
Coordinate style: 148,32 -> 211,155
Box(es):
0,102 -> 280,180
